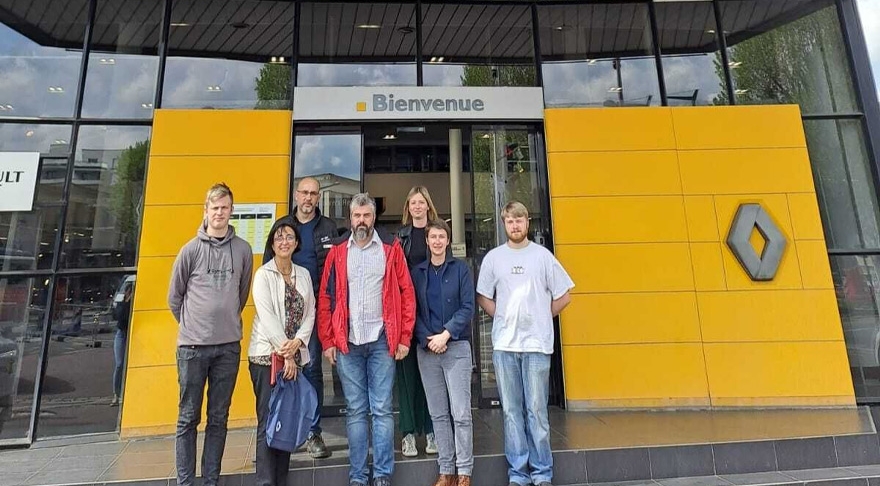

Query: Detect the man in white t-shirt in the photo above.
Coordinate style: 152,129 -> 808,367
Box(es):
476,201 -> 574,486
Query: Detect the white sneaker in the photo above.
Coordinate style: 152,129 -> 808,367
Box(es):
402,433 -> 417,457
425,433 -> 438,454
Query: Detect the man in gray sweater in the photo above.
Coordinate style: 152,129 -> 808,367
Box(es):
168,182 -> 253,486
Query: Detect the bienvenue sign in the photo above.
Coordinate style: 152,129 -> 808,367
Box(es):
293,87 -> 545,121
0,152 -> 40,212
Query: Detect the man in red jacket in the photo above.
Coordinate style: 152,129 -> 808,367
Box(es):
318,192 -> 416,486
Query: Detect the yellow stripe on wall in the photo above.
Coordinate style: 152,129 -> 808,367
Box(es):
546,105 -> 854,409
122,110 -> 292,437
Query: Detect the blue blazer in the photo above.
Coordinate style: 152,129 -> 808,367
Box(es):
412,256 -> 475,349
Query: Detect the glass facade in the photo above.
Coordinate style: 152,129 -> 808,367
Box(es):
0,0 -> 879,443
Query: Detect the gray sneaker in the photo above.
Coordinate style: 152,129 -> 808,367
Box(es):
373,477 -> 392,486
307,432 -> 331,458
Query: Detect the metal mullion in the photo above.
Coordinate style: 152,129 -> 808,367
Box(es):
648,0 -> 667,106
0,118 -> 76,125
531,3 -> 542,88
154,0 -> 172,109
802,113 -> 864,120
290,0 -> 300,104
77,118 -> 155,125
713,0 -> 736,105
416,0 -> 424,85
0,270 -> 55,278
828,249 -> 880,256
56,266 -> 137,276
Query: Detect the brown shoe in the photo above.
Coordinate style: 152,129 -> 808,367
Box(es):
456,475 -> 471,486
432,474 -> 457,486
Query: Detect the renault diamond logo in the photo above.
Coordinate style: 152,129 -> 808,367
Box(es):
726,203 -> 787,281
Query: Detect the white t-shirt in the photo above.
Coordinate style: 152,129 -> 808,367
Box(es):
476,241 -> 575,354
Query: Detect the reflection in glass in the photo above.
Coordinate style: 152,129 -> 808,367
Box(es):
60,126 -> 151,269
422,4 -> 535,87
293,130 -> 361,413
0,276 -> 49,441
40,274 -> 133,437
804,119 -> 880,251
81,0 -> 161,119
0,124 -> 73,271
832,256 -> 880,401
655,1 -> 728,106
0,0 -> 88,118
470,126 -> 545,400
297,63 -> 416,87
297,3 -> 416,87
538,3 -> 659,107
162,0 -> 294,109
720,1 -> 858,112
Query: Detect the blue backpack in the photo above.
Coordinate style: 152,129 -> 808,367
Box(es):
266,373 -> 318,452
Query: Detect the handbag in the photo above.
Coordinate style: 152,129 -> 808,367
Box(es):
265,369 -> 318,452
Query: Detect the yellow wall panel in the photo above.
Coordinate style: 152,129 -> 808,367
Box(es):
140,204 -> 289,258
698,290 -> 844,342
796,240 -> 835,290
150,110 -> 292,156
671,105 -> 807,150
128,307 -> 256,368
690,242 -> 727,291
122,360 -> 257,435
560,293 -> 701,345
787,193 -> 825,241
133,257 -> 175,311
684,196 -> 720,242
557,244 -> 694,293
545,108 -> 676,152
563,344 -> 709,401
678,148 -> 815,195
704,342 -> 854,401
144,156 -> 290,206
552,196 -> 688,245
547,151 -> 682,197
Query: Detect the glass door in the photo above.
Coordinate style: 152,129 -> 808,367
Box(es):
292,127 -> 363,416
468,125 -> 556,407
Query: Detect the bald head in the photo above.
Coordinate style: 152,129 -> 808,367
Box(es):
294,177 -> 320,222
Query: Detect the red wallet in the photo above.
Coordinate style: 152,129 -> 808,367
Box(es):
270,353 -> 284,386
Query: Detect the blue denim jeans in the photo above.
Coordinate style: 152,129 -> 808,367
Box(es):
304,329 -> 324,434
337,333 -> 396,485
493,350 -> 553,486
175,342 -> 241,486
113,329 -> 126,397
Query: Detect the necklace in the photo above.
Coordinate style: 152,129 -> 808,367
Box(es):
431,262 -> 443,275
274,258 -> 292,276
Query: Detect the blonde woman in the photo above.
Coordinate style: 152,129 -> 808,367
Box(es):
249,221 -> 315,486
395,186 -> 439,456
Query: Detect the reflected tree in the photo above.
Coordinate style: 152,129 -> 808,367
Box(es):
460,64 -> 536,87
255,63 -> 291,109
110,141 -> 148,255
713,6 -> 848,111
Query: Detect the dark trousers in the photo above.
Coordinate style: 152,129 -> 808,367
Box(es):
175,342 -> 240,486
250,362 -> 292,486
304,330 -> 324,434
396,340 -> 433,436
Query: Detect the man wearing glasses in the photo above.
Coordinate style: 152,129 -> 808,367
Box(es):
262,176 -> 338,458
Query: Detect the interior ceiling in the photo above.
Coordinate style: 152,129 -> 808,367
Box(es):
0,0 -> 834,63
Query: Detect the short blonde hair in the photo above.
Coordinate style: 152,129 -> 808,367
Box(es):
205,182 -> 234,207
402,186 -> 439,225
501,201 -> 529,220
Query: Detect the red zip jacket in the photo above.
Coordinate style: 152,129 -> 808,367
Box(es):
317,229 -> 415,356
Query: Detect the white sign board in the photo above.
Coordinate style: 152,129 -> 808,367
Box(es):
293,87 -> 545,121
229,203 -> 276,253
0,152 -> 40,212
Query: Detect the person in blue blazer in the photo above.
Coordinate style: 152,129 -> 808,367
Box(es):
411,219 -> 475,486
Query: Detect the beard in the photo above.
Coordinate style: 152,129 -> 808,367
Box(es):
506,231 -> 527,244
354,224 -> 372,241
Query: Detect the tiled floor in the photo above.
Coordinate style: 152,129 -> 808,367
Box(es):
0,407 -> 874,486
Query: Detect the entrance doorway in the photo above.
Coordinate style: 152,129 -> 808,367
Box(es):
291,122 -> 563,416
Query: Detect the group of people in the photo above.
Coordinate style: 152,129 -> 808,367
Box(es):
167,178 -> 574,486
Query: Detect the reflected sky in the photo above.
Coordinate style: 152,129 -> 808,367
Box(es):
543,58 -> 660,107
298,63 -> 416,87
856,0 -> 879,98
294,133 -> 361,180
163,57 -> 272,109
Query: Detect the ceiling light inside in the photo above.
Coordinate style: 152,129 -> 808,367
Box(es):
357,24 -> 381,29
383,134 -> 397,140
25,130 -> 34,137
170,22 -> 190,27
608,87 -> 623,93
48,86 -> 64,93
141,103 -> 153,109
207,85 -> 222,92
99,58 -> 116,65
734,89 -> 749,95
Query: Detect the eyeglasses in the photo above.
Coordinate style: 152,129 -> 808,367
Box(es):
297,190 -> 320,198
274,235 -> 297,243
